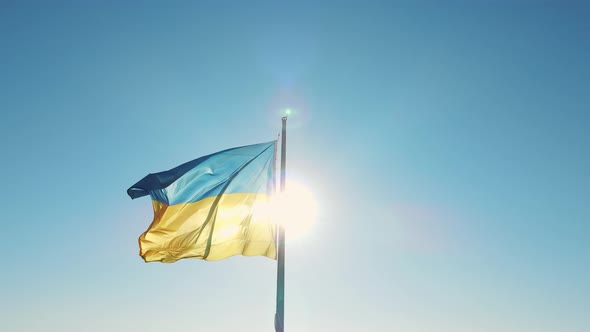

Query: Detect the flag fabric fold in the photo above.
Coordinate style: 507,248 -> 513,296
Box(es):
128,141 -> 277,263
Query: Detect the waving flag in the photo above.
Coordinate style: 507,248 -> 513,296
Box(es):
127,141 -> 276,263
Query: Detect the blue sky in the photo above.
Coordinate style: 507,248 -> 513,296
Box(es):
1,1 -> 588,331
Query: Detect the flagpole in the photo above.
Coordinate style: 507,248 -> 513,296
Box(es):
275,116 -> 287,332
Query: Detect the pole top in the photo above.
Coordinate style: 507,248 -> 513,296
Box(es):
283,108 -> 292,119
281,116 -> 288,121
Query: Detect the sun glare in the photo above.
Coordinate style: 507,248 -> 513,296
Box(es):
275,180 -> 317,239
253,180 -> 318,240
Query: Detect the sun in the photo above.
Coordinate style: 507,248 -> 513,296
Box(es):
274,180 -> 318,239
253,180 -> 317,240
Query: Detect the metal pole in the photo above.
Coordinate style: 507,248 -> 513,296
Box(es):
275,116 -> 287,332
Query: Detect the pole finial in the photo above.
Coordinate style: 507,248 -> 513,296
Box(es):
283,108 -> 291,119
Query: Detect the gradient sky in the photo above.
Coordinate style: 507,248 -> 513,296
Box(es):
1,1 -> 588,332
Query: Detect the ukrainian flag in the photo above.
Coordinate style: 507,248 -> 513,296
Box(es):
127,142 -> 276,263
